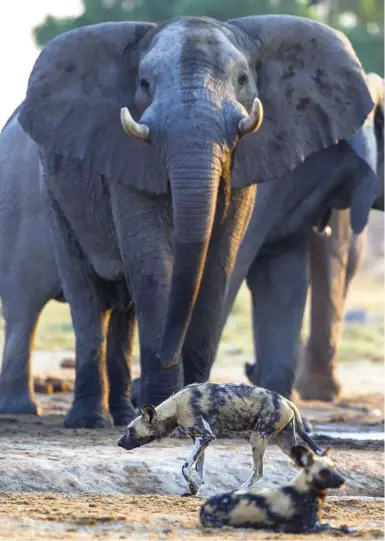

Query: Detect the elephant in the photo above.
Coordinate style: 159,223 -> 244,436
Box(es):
219,73 -> 384,399
13,15 -> 375,427
295,75 -> 383,401
1,75 -> 380,417
0,109 -> 137,424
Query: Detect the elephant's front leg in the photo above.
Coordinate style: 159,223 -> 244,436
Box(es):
246,237 -> 308,398
110,185 -> 183,407
47,195 -> 112,428
107,304 -> 137,426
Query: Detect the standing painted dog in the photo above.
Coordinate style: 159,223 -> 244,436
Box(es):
118,383 -> 324,495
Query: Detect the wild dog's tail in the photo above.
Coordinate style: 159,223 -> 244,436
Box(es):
285,398 -> 325,456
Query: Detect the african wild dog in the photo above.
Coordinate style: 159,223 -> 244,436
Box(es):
200,445 -> 345,533
118,382 -> 325,495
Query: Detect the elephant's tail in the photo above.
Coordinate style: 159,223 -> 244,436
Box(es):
285,398 -> 325,457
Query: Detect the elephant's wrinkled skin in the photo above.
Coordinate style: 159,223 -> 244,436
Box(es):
5,16 -> 375,426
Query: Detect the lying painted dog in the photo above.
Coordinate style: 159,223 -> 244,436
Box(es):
200,444 -> 345,532
118,382 -> 324,495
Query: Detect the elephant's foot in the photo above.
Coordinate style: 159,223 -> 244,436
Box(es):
64,399 -> 113,428
244,363 -> 295,399
110,401 -> 137,426
0,391 -> 40,415
295,368 -> 341,402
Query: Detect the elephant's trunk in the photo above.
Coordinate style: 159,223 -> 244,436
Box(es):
157,142 -> 223,369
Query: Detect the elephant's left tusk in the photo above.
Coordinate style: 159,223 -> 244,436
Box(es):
120,107 -> 150,141
238,97 -> 264,137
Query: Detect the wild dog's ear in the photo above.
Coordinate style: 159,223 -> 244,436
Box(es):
291,445 -> 314,468
142,404 -> 157,424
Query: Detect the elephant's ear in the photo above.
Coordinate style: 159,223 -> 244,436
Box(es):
18,22 -> 168,194
226,15 -> 374,187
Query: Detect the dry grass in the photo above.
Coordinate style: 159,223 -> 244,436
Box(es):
0,267 -> 381,366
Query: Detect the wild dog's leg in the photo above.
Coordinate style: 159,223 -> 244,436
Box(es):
181,436 -> 208,495
275,418 -> 298,458
235,401 -> 289,492
235,431 -> 271,491
195,452 -> 205,483
182,421 -> 215,495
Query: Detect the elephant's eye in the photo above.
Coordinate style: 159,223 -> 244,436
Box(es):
238,73 -> 248,87
140,78 -> 150,92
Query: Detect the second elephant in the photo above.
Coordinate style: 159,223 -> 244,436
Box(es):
294,73 -> 384,401
234,73 -> 384,399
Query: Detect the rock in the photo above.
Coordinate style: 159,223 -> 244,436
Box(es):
45,377 -> 73,393
60,358 -> 75,369
33,379 -> 54,394
33,377 -> 74,394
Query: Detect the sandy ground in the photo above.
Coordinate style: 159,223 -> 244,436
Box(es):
0,368 -> 383,540
0,493 -> 383,540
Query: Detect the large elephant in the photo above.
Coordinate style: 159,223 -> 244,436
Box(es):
0,109 -> 137,424
0,74 -> 380,418
295,73 -> 384,401
14,16 -> 374,427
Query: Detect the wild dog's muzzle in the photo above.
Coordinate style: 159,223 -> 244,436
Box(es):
330,472 -> 345,488
117,433 -> 131,450
117,432 -> 154,450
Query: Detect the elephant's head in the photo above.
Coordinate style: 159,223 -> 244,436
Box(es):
18,16 -> 373,369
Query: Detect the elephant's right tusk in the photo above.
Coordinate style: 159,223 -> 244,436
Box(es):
238,97 -> 264,137
120,107 -> 150,141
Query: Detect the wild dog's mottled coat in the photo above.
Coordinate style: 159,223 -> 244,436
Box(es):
118,382 -> 324,495
200,445 -> 345,533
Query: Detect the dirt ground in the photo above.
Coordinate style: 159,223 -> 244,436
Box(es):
0,374 -> 383,540
0,198 -> 383,541
0,493 -> 383,540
